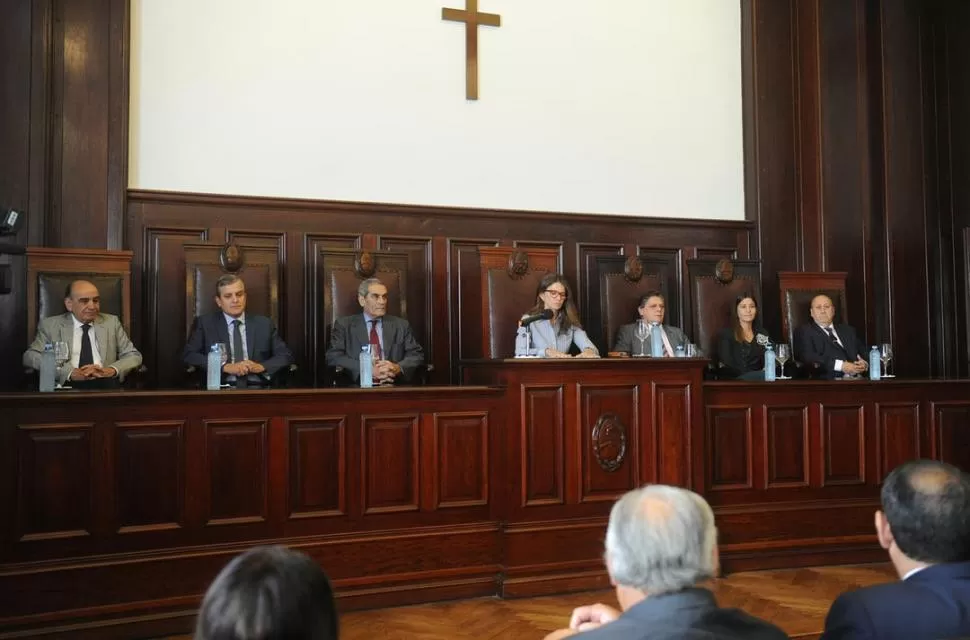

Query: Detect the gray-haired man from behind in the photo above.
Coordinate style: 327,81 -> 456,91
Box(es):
544,485 -> 788,640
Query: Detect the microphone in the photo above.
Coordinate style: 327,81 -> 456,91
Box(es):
519,309 -> 553,326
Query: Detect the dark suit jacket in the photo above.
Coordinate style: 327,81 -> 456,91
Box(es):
182,311 -> 294,378
573,588 -> 788,640
821,562 -> 970,640
717,327 -> 771,379
325,314 -> 424,382
793,322 -> 866,379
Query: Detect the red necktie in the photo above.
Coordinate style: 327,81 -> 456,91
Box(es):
369,320 -> 383,359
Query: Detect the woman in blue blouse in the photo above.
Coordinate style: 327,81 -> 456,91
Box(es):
522,274 -> 600,358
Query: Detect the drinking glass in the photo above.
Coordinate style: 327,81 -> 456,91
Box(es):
880,343 -> 894,378
216,342 -> 229,366
54,341 -> 69,388
775,344 -> 791,380
686,343 -> 698,358
634,320 -> 649,357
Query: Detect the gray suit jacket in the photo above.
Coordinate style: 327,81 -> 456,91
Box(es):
574,588 -> 788,640
325,314 -> 424,382
613,322 -> 690,355
23,312 -> 143,384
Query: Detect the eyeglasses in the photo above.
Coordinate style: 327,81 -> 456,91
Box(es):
544,289 -> 567,299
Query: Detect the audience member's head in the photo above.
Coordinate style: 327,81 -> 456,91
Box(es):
605,485 -> 718,608
357,278 -> 388,318
195,545 -> 338,640
877,460 -> 970,568
64,279 -> 101,323
637,291 -> 666,325
214,274 -> 247,319
530,273 -> 581,331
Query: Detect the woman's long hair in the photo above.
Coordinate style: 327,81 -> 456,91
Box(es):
731,293 -> 764,343
527,273 -> 582,335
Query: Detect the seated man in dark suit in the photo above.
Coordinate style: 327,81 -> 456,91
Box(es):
821,459 -> 970,640
612,291 -> 693,357
325,277 -> 424,384
543,485 -> 788,640
793,294 -> 868,378
182,274 -> 294,385
23,279 -> 142,389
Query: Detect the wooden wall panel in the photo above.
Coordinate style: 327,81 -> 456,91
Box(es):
362,415 -> 420,514
431,412 -> 489,509
578,385 -> 638,503
765,406 -> 810,488
655,383 -> 692,487
821,405 -> 866,486
705,408 -> 753,491
287,417 -> 346,519
522,385 -> 565,507
933,404 -> 970,472
204,420 -> 268,526
113,421 -> 185,532
16,422 -> 95,541
876,403 -> 920,478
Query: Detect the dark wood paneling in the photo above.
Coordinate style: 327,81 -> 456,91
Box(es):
113,421 -> 184,532
578,385 -> 638,503
362,414 -> 420,514
876,403 -> 920,478
204,419 -> 268,526
933,403 -> 970,472
706,407 -> 753,491
765,406 -> 810,488
655,383 -> 692,486
821,405 -> 866,486
522,385 -> 565,507
16,422 -> 95,541
288,417 -> 346,519
432,412 -> 489,509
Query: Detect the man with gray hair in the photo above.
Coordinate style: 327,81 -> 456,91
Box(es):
325,277 -> 424,384
544,485 -> 787,639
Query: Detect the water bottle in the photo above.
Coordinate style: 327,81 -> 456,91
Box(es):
869,346 -> 881,380
206,344 -> 222,390
675,345 -> 685,358
359,345 -> 373,388
763,344 -> 776,381
514,327 -> 529,358
650,324 -> 664,357
39,343 -> 56,392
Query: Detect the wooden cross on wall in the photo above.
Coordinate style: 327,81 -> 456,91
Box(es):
442,0 -> 501,100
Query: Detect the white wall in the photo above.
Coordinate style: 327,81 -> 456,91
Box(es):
129,0 -> 744,219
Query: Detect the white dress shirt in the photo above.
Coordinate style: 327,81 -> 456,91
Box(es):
71,315 -> 103,368
224,312 -> 249,362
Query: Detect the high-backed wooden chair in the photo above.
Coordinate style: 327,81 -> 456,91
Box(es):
778,271 -> 850,376
182,242 -> 290,386
26,248 -> 133,343
311,248 -> 430,386
477,247 -> 560,359
686,259 -> 762,373
586,254 -> 678,353
778,271 -> 849,346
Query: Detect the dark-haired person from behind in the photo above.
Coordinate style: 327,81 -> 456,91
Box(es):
522,274 -> 599,358
195,545 -> 338,640
821,460 -> 970,640
717,294 -> 773,380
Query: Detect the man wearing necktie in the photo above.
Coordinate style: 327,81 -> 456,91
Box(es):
610,291 -> 694,357
23,280 -> 142,388
325,278 -> 425,385
182,275 -> 294,385
793,294 -> 868,379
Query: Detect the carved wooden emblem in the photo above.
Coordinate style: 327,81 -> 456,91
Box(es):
219,243 -> 244,273
592,412 -> 627,472
507,250 -> 529,278
355,251 -> 376,278
715,259 -> 735,284
624,256 -> 644,282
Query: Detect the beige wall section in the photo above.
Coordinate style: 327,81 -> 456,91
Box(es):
129,0 -> 743,219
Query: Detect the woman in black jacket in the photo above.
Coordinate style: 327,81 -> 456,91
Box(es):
717,293 -> 773,380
